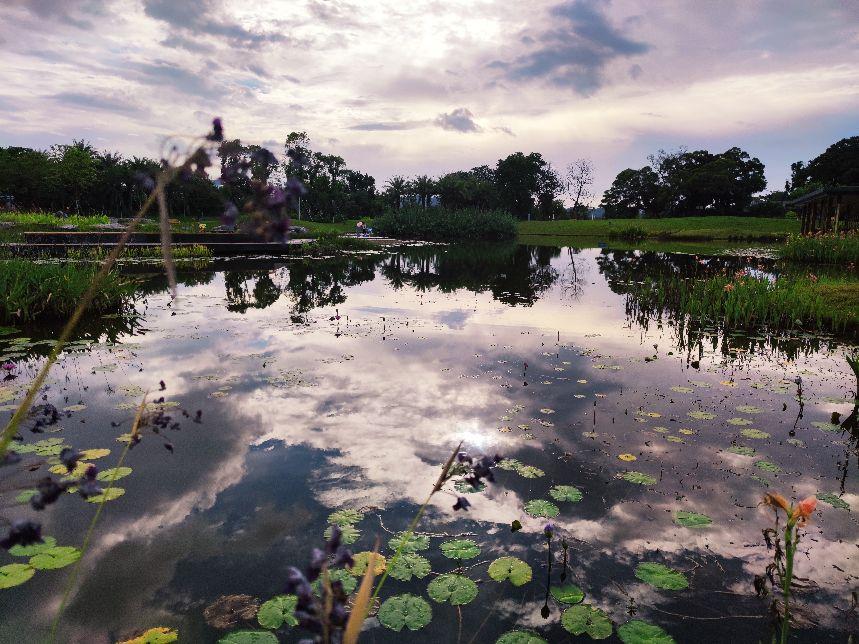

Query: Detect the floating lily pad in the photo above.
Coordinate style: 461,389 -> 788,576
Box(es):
349,551 -> 387,576
488,557 -> 532,586
427,573 -> 478,605
96,467 -> 133,481
561,604 -> 612,639
50,461 -> 90,477
440,539 -> 480,560
817,493 -> 850,510
388,532 -> 429,553
727,418 -> 753,426
218,631 -> 278,644
687,411 -> 716,420
618,453 -> 637,462
118,626 -> 179,643
311,568 -> 357,595
327,509 -> 363,526
0,563 -> 35,589
496,631 -> 547,644
740,429 -> 770,439
86,487 -> 125,503
9,536 -> 57,557
550,584 -> 585,604
257,595 -> 298,629
497,458 -> 523,471
524,499 -> 560,518
755,461 -> 781,473
549,485 -> 583,503
79,448 -> 111,460
673,511 -> 712,528
619,471 -> 657,485
727,446 -> 755,456
325,524 -> 359,544
454,479 -> 486,493
670,386 -> 693,393
517,465 -> 545,478
14,489 -> 37,504
634,563 -> 688,590
735,405 -> 763,414
540,408 -> 555,414
388,553 -> 431,581
786,438 -> 805,448
63,404 -> 87,412
378,594 -> 432,632
618,620 -> 675,644
811,421 -> 840,433
29,546 -> 81,570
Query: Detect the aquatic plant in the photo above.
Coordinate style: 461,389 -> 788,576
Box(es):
0,212 -> 109,228
373,206 -> 517,241
780,232 -> 859,264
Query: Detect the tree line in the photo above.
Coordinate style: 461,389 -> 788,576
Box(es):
1,133 -> 855,222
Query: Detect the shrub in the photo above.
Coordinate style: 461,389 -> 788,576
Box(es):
373,206 -> 516,241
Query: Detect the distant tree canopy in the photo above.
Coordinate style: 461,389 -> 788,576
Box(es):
786,136 -> 859,197
601,147 -> 766,218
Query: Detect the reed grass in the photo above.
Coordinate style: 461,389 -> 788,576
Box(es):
780,232 -> 859,264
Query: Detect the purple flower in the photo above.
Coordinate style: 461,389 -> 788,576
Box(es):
59,447 -> 81,472
0,520 -> 42,550
543,522 -> 556,539
30,476 -> 68,510
1,362 -> 15,371
77,465 -> 102,499
453,496 -> 471,511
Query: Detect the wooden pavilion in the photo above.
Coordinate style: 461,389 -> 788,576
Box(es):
787,186 -> 859,234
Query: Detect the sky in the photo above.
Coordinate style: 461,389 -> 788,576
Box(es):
0,0 -> 858,199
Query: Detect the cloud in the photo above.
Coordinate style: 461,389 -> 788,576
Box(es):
348,120 -> 427,131
5,0 -> 111,30
49,91 -> 144,115
127,60 -> 221,99
434,108 -> 481,133
491,0 -> 649,94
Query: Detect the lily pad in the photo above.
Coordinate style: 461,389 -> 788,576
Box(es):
14,489 -> 37,504
378,593 -> 432,632
440,539 -> 481,560
561,604 -> 612,639
488,557 -> 532,586
349,551 -> 387,576
29,546 -> 81,570
324,524 -> 359,544
9,536 -> 57,557
755,461 -> 781,473
550,584 -> 585,604
687,411 -> 716,420
634,563 -> 688,590
619,471 -> 657,485
618,620 -> 675,644
311,568 -> 357,595
817,493 -> 850,510
516,465 -> 545,479
740,429 -> 770,439
86,487 -> 125,503
0,563 -> 35,589
119,627 -> 179,644
327,509 -> 363,526
618,453 -> 637,462
673,511 -> 712,528
96,467 -> 133,481
427,573 -> 478,605
524,499 -> 560,518
388,553 -> 431,581
726,418 -> 753,426
735,405 -> 763,414
496,631 -> 548,644
670,386 -> 693,393
257,595 -> 298,629
454,479 -> 486,493
497,458 -> 523,471
726,446 -> 755,456
549,485 -> 583,503
79,448 -> 111,460
63,404 -> 87,412
811,421 -> 840,433
388,532 -> 429,553
218,632 -> 278,644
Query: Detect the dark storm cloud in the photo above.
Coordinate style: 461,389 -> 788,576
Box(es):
491,0 -> 649,94
49,91 -> 144,115
143,0 -> 285,48
434,108 -> 481,133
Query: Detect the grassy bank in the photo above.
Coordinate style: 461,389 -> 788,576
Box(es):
518,216 -> 798,241
780,233 -> 859,264
374,207 -> 516,241
0,261 -> 130,322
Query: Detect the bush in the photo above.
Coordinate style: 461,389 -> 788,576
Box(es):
373,206 -> 516,241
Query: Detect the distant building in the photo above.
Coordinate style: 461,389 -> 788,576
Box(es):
588,207 -> 605,220
786,186 -> 859,234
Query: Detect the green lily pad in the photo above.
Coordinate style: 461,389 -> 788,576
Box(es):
378,594 -> 432,632
549,485 -> 583,502
524,499 -> 560,518
327,509 -> 364,526
388,532 -> 429,553
619,471 -> 657,485
634,563 -> 688,590
673,511 -> 712,528
257,595 -> 298,629
516,465 -> 545,479
618,620 -> 675,644
427,573 -> 478,605
29,546 -> 81,570
740,429 -> 770,439
817,493 -> 850,510
735,405 -> 763,414
454,479 -> 486,493
687,411 -> 716,420
811,421 -> 840,433
0,563 -> 35,589
561,604 -> 612,639
496,631 -> 547,644
726,418 -> 753,426
786,438 -> 805,447
218,631 -> 278,644
550,584 -> 585,604
79,448 -> 110,460
86,487 -> 126,503
670,386 -> 693,393
8,536 -> 57,557
440,539 -> 480,560
324,524 -> 359,544
755,461 -> 781,473
488,557 -> 532,586
311,568 -> 357,595
497,458 -> 523,471
726,446 -> 755,456
349,551 -> 387,576
388,553 -> 431,581
119,626 -> 179,643
14,489 -> 37,504
96,467 -> 133,481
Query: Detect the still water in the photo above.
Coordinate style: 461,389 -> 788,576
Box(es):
1,244 -> 856,643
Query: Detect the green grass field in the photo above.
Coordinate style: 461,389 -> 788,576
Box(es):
517,216 -> 798,240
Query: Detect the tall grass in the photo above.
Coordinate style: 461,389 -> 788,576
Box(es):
373,206 -> 516,241
66,244 -> 213,260
780,232 -> 859,264
0,260 -> 129,322
0,211 -> 109,228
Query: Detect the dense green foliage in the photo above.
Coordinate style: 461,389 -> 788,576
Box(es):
373,206 -> 517,241
780,233 -> 859,264
786,136 -> 859,196
0,261 -> 129,322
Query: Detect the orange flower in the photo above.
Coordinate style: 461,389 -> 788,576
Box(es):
764,492 -> 791,514
724,283 -> 735,292
792,496 -> 817,526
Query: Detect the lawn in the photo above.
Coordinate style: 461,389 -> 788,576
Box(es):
518,216 -> 799,241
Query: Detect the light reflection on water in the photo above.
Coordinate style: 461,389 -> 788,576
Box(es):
1,244 -> 856,643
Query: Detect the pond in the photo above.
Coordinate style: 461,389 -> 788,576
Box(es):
1,244 -> 856,643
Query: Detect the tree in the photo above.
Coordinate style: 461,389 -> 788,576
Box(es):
411,175 -> 436,209
384,175 -> 408,210
601,167 -> 660,219
565,159 -> 595,218
804,136 -> 859,186
495,152 -> 552,220
52,140 -> 98,213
